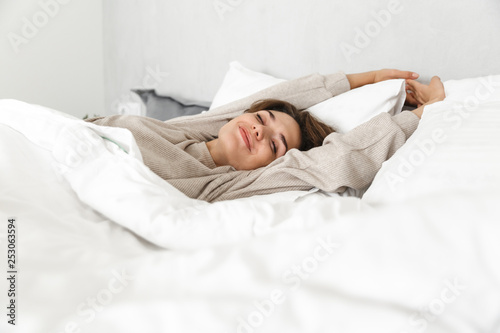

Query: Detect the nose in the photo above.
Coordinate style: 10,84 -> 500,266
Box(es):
252,123 -> 268,141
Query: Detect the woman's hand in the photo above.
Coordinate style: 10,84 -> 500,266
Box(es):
407,76 -> 446,118
373,69 -> 419,83
405,76 -> 446,107
347,69 -> 419,89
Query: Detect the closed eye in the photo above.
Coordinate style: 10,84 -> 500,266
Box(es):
257,112 -> 278,155
271,141 -> 277,154
266,110 -> 288,152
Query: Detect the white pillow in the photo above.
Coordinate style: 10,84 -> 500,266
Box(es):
210,61 -> 286,110
362,75 -> 500,204
308,79 -> 406,133
210,61 -> 406,133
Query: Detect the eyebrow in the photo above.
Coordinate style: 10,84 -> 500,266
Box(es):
266,110 -> 288,152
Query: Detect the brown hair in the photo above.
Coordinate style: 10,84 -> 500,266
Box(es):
245,99 -> 334,151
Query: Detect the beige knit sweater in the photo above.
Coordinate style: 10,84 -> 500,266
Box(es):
86,72 -> 419,202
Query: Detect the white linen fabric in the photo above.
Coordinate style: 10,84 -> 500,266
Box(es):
363,75 -> 500,204
209,61 -> 287,110
0,99 -> 365,250
1,71 -> 500,333
209,61 -> 407,132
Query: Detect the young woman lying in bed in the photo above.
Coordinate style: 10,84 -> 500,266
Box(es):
86,69 -> 445,202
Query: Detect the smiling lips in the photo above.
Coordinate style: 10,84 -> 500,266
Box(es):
239,126 -> 251,150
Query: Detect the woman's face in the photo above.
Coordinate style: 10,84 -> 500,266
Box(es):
216,110 -> 301,170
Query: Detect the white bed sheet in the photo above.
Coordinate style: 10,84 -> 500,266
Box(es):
1,99 -> 500,333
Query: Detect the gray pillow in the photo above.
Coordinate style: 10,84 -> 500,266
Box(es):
131,89 -> 210,121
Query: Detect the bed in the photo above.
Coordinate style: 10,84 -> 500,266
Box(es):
2,1 -> 500,332
1,70 -> 500,332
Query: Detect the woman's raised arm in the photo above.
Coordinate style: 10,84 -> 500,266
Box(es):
165,72 -> 351,138
346,69 -> 419,89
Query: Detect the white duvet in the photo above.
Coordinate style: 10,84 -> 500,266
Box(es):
1,75 -> 500,333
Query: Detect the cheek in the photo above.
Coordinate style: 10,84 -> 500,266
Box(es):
219,125 -> 239,150
252,149 -> 275,168
232,148 -> 273,170
222,132 -> 246,165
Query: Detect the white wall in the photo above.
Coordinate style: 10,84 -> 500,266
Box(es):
0,0 -> 104,119
103,0 -> 500,108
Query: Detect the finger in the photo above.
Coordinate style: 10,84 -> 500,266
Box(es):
391,70 -> 419,80
399,70 -> 419,79
406,79 -> 424,90
430,76 -> 439,83
406,94 -> 417,105
405,92 -> 419,106
430,76 -> 443,86
407,87 -> 426,105
429,76 -> 445,93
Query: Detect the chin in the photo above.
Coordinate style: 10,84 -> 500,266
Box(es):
231,162 -> 254,171
231,164 -> 247,171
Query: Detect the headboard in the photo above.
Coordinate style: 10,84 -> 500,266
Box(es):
103,0 -> 500,114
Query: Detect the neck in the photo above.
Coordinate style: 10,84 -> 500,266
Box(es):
205,139 -> 225,167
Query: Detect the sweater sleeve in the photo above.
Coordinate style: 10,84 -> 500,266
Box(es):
211,111 -> 420,202
165,72 -> 350,140
294,111 -> 420,191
